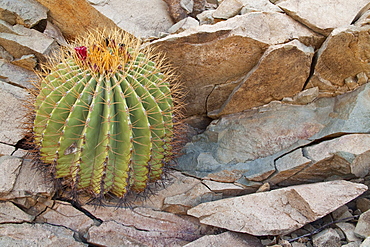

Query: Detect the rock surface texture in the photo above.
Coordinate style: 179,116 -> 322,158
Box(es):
1,0 -> 370,246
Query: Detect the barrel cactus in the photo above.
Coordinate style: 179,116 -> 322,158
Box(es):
32,29 -> 181,201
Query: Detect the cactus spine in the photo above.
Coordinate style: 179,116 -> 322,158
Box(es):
33,29 -> 180,200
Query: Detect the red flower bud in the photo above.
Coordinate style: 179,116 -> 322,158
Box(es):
74,46 -> 87,60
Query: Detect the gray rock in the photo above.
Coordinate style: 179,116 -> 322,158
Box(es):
0,0 -> 48,28
0,156 -> 22,197
0,143 -> 14,156
240,0 -> 283,14
0,81 -> 29,145
276,0 -> 370,36
0,201 -> 34,223
0,59 -> 38,87
355,209 -> 370,238
360,237 -> 370,247
336,222 -> 362,243
92,0 -> 174,38
168,17 -> 199,34
212,0 -> 244,19
0,223 -> 87,246
202,179 -> 246,196
312,228 -> 341,247
187,180 -> 367,236
184,231 -> 263,247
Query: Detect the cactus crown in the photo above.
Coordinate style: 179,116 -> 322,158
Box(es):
32,29 -> 182,203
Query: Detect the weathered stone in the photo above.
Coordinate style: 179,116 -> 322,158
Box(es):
2,158 -> 54,200
0,201 -> 34,223
181,0 -> 194,14
240,0 -> 283,14
187,180 -> 367,236
35,0 -> 118,40
307,25 -> 370,94
152,11 -> 323,116
0,156 -> 22,197
168,17 -> 199,34
332,205 -> 353,221
202,180 -> 245,195
93,0 -> 174,38
0,81 -> 29,145
212,0 -> 243,19
85,206 -> 203,246
0,0 -> 48,28
276,0 -> 369,36
163,0 -> 188,22
0,59 -> 38,88
336,222 -> 362,242
312,228 -> 341,247
284,87 -> 319,105
0,143 -> 14,156
357,198 -> 370,213
212,40 -> 314,117
11,54 -> 37,70
163,182 -> 221,214
0,223 -> 87,246
43,21 -> 68,46
352,150 -> 370,178
197,10 -> 215,24
37,201 -> 95,233
184,231 -> 263,247
355,209 -> 370,238
0,24 -> 58,63
361,237 -> 370,247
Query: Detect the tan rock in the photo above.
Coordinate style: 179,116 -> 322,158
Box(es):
307,26 -> 370,93
240,0 -> 283,14
152,12 -> 323,116
35,0 -> 118,39
212,0 -> 244,19
163,182 -> 221,214
312,228 -> 341,247
0,24 -> 58,63
37,201 -> 95,233
212,40 -> 314,117
0,59 -> 38,88
276,0 -> 370,36
187,180 -> 367,236
168,17 -> 199,34
355,209 -> 370,238
85,206 -> 202,246
352,150 -> 370,178
0,143 -> 14,156
0,81 -> 28,145
0,156 -> 22,198
202,179 -> 245,195
0,0 -> 48,28
0,223 -> 87,246
92,0 -> 174,38
336,222 -> 362,242
184,231 -> 263,247
0,201 -> 34,223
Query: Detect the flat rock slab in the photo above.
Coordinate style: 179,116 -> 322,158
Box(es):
0,223 -> 87,246
187,180 -> 367,236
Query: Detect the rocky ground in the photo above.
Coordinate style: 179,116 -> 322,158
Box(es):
1,0 -> 370,246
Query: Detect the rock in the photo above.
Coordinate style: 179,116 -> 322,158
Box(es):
276,0 -> 370,36
151,11 -> 324,116
240,0 -> 283,14
1,158 -> 54,200
85,206 -> 203,246
0,81 -> 28,145
184,231 -> 263,247
336,222 -> 362,242
283,87 -> 319,105
0,59 -> 38,88
11,54 -> 37,70
355,209 -> 370,238
163,0 -> 188,22
0,156 -> 22,197
0,0 -> 48,28
0,143 -> 14,156
35,0 -> 118,39
181,0 -> 194,14
351,150 -> 370,178
43,21 -> 68,46
168,17 -> 199,34
92,0 -> 174,38
187,180 -> 367,236
212,0 -> 243,19
0,223 -> 87,246
36,201 -> 96,233
163,182 -> 221,214
0,201 -> 34,223
177,83 -> 370,183
312,228 -> 341,247
361,237 -> 370,247
211,40 -> 314,117
202,179 -> 246,196
0,24 -> 59,64
332,205 -> 353,221
356,198 -> 370,213
307,25 -> 370,95
197,10 -> 215,24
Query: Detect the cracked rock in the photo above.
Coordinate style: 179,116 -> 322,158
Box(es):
0,201 -> 34,223
0,156 -> 22,197
0,223 -> 87,246
187,180 -> 367,236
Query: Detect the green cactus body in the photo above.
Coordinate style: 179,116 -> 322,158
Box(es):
33,30 -> 178,199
